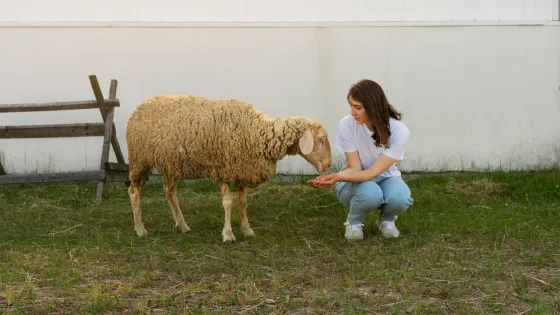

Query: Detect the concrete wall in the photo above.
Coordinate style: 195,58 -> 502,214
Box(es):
2,0 -> 558,22
0,24 -> 559,175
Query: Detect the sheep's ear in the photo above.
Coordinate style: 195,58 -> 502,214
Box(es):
299,129 -> 314,155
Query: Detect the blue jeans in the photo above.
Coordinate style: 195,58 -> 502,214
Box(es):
334,176 -> 413,225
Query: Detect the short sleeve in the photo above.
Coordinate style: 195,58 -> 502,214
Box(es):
335,118 -> 357,153
382,124 -> 410,160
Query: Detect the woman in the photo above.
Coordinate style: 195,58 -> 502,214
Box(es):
308,79 -> 413,240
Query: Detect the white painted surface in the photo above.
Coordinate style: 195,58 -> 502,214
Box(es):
0,25 -> 559,175
0,0 -> 558,22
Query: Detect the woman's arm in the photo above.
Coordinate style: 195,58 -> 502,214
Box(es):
308,152 -> 396,188
339,154 -> 397,183
337,151 -> 362,176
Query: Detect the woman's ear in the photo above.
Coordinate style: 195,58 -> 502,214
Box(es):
299,129 -> 314,155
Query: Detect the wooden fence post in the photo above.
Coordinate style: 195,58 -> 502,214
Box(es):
0,75 -> 129,201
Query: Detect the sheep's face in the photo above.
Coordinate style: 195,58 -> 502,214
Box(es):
298,127 -> 332,173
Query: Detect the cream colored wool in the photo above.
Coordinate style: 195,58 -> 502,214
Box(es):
125,95 -> 332,242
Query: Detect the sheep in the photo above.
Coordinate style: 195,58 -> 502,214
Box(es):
125,94 -> 332,242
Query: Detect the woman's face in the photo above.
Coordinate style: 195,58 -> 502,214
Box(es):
348,95 -> 369,124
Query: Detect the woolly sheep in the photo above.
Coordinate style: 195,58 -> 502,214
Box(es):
125,95 -> 332,242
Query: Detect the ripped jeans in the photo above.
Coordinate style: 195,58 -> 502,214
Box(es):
334,176 -> 413,225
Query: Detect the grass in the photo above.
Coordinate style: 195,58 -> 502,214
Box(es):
0,170 -> 559,314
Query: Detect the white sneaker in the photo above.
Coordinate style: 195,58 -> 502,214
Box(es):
377,217 -> 400,238
344,221 -> 364,240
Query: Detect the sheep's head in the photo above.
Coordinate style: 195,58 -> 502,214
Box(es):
298,126 -> 332,173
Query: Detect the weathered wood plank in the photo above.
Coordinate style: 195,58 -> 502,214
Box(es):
0,99 -> 119,113
100,108 -> 115,167
0,123 -> 105,139
89,75 -> 107,120
105,170 -> 130,183
105,162 -> 129,172
96,105 -> 115,201
0,171 -> 105,185
109,79 -> 118,102
107,79 -> 126,165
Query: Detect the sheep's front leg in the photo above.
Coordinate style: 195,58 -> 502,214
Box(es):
238,186 -> 255,237
220,182 -> 236,242
164,178 -> 190,233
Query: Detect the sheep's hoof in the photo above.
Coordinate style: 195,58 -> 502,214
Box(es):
241,226 -> 255,237
135,226 -> 149,237
176,223 -> 191,233
222,228 -> 236,243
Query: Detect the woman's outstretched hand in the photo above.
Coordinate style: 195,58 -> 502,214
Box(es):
307,173 -> 342,188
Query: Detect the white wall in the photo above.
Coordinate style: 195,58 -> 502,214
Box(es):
1,0 -> 558,22
0,25 -> 559,175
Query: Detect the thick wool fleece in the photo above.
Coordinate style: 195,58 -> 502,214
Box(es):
126,95 -> 323,187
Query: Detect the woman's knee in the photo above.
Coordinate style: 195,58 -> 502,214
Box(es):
334,182 -> 352,208
379,177 -> 413,212
385,193 -> 413,211
354,182 -> 384,210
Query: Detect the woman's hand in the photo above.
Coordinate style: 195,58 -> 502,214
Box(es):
306,175 -> 326,188
307,173 -> 342,188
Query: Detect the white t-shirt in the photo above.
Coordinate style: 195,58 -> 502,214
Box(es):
335,115 -> 410,179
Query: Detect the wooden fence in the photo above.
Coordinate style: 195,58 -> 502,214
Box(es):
0,75 -> 130,201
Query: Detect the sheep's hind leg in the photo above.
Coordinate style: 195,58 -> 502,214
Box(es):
164,178 -> 190,233
238,186 -> 255,237
220,182 -> 236,242
128,178 -> 148,237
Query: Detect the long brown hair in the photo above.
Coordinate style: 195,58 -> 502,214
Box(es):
347,79 -> 402,148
